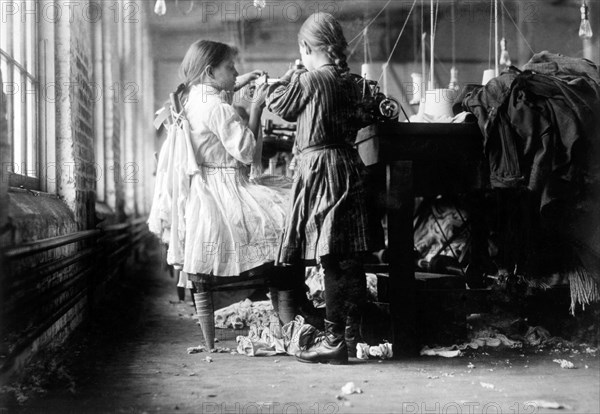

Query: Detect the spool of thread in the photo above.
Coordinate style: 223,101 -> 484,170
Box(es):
361,63 -> 381,81
381,62 -> 389,95
449,67 -> 459,90
481,69 -> 496,85
410,73 -> 424,105
422,88 -> 456,118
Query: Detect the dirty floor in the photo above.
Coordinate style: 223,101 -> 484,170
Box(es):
3,248 -> 600,414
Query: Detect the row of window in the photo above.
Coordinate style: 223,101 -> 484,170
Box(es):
1,0 -> 140,205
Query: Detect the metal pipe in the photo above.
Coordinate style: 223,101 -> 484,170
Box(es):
6,248 -> 95,295
3,230 -> 101,259
100,222 -> 130,232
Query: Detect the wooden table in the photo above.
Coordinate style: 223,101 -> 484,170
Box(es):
356,122 -> 485,356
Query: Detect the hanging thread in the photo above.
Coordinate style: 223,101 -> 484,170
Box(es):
451,0 -> 456,69
488,0 -> 493,70
348,0 -> 393,45
421,0 -> 426,97
501,0 -> 534,54
348,31 -> 365,59
377,0 -> 418,85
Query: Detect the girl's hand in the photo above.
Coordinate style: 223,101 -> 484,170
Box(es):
235,70 -> 264,91
250,83 -> 269,110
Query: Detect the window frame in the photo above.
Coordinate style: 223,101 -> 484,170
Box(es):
1,0 -> 55,193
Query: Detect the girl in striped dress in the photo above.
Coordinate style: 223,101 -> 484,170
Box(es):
266,12 -> 381,364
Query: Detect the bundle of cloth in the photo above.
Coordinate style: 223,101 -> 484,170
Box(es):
214,299 -> 273,330
458,51 -> 600,313
413,197 -> 470,270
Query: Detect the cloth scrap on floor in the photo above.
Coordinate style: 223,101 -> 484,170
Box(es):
553,359 -> 575,369
186,345 -> 206,354
526,400 -> 571,410
341,382 -> 363,395
419,322 -> 589,357
236,323 -> 286,356
421,329 -> 524,357
187,345 -> 231,354
356,342 -> 393,360
420,347 -> 463,358
235,315 -> 322,357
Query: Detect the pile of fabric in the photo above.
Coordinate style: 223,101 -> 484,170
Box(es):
413,197 -> 470,270
459,51 -> 600,312
419,324 -> 588,358
235,315 -> 323,357
234,315 -> 394,360
214,299 -> 274,329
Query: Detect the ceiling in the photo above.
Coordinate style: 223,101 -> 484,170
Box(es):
147,0 -> 583,33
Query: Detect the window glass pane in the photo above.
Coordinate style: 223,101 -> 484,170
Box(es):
26,8 -> 36,74
12,69 -> 23,171
0,1 -> 14,55
12,11 -> 23,66
0,2 -> 10,54
26,78 -> 37,178
0,56 -> 8,92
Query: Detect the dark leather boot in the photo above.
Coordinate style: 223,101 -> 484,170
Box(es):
295,320 -> 347,364
345,315 -> 363,358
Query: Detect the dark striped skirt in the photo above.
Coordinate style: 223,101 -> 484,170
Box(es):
277,145 -> 379,265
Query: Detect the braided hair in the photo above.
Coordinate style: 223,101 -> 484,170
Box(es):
298,12 -> 349,76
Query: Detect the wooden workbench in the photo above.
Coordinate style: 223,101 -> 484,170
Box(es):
356,122 -> 485,356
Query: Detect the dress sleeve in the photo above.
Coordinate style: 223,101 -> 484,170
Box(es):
208,102 -> 256,164
266,70 -> 312,122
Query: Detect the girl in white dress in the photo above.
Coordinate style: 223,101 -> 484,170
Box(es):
149,40 -> 293,348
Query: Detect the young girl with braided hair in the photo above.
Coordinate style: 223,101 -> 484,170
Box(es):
266,12 -> 381,364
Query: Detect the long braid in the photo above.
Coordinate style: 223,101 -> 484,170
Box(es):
175,82 -> 188,101
326,45 -> 349,76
